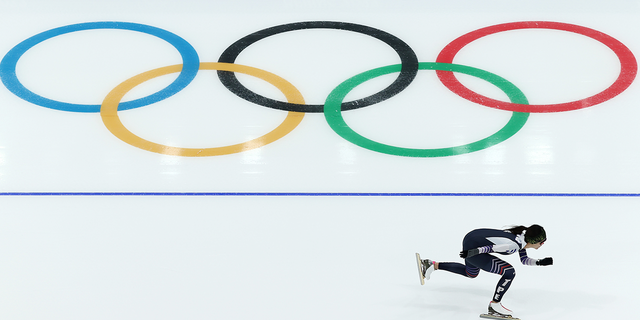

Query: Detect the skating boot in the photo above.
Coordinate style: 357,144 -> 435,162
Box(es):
422,259 -> 435,281
415,253 -> 435,285
480,301 -> 519,320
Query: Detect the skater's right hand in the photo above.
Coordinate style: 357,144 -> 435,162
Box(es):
536,257 -> 553,266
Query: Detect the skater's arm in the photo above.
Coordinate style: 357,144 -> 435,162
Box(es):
519,249 -> 554,266
518,249 -> 538,265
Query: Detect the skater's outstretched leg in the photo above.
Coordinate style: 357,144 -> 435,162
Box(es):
435,261 -> 480,278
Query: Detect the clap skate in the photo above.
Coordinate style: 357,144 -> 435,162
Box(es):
415,253 -> 435,285
480,301 -> 520,320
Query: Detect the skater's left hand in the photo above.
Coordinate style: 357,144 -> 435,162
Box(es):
459,248 -> 480,259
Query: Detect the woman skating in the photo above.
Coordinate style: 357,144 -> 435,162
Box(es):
416,225 -> 553,319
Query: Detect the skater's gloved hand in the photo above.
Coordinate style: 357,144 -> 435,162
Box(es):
536,257 -> 553,266
459,248 -> 480,259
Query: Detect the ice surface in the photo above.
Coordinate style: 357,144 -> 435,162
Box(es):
0,1 -> 639,319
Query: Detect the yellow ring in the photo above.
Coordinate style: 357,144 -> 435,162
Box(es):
100,62 -> 305,157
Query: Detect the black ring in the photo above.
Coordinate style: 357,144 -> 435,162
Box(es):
217,21 -> 419,113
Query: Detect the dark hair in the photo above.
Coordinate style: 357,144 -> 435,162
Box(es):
506,224 -> 547,244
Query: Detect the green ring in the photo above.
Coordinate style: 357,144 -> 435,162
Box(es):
323,62 -> 530,157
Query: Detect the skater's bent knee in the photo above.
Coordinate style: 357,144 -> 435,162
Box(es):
503,268 -> 515,278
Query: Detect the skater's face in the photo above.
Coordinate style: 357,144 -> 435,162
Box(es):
525,240 -> 545,249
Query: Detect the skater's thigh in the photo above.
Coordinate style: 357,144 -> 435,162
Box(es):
465,254 -> 507,272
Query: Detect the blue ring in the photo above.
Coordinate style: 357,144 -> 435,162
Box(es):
0,21 -> 200,113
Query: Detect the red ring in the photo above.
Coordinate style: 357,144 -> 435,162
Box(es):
436,21 -> 637,113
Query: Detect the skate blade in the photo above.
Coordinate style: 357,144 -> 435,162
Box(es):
480,313 -> 519,320
415,253 -> 425,285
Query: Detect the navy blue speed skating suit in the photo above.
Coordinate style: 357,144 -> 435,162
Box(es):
438,228 -> 539,302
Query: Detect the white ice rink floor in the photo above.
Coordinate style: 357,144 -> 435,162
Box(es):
1,1 -> 639,319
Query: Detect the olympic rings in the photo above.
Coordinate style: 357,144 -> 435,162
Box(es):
324,62 -> 530,157
436,21 -> 638,113
1,20 -> 637,158
100,62 -> 304,157
217,21 -> 419,113
0,21 -> 200,113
